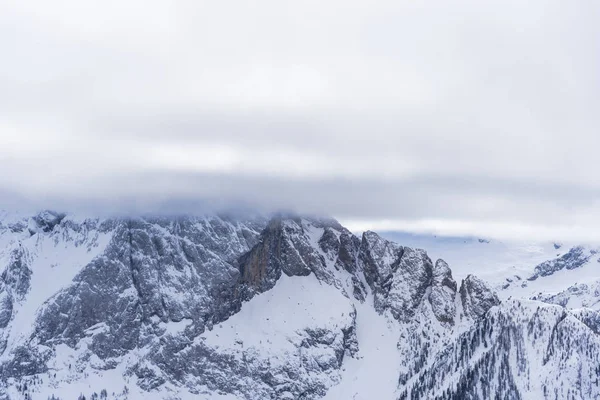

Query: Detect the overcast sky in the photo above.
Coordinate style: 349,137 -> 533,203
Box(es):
1,1 -> 600,241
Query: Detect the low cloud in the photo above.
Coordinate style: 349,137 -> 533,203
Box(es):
1,0 -> 599,240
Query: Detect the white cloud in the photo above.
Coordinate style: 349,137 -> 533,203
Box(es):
1,0 -> 599,240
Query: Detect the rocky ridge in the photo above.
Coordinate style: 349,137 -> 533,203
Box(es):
0,212 -> 598,399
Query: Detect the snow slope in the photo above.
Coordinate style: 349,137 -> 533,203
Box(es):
322,297 -> 403,400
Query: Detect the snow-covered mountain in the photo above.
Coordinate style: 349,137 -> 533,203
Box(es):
381,231 -> 600,306
1,211 -> 600,400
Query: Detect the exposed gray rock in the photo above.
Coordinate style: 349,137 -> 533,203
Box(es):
1,247 -> 31,301
359,231 -> 403,290
429,259 -> 457,323
382,247 -> 434,322
30,210 -> 67,234
460,274 -> 500,320
239,217 -> 313,294
9,211 -> 600,400
529,246 -> 591,280
145,326 -> 353,400
0,290 -> 13,329
358,231 -> 463,324
32,216 -> 265,358
239,217 -> 366,302
0,214 -> 371,399
318,227 -> 340,256
335,232 -> 361,274
360,231 -> 436,321
142,296 -> 358,400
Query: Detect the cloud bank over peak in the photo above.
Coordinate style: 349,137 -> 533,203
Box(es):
1,0 -> 600,241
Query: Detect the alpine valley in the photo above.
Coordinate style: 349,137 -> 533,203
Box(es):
1,211 -> 600,400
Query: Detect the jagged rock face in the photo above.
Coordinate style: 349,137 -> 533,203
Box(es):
240,217 -> 366,302
431,260 -> 456,291
459,274 -> 500,320
383,247 -> 434,322
0,290 -> 12,355
360,231 -> 404,289
318,227 -> 340,255
33,225 -> 145,357
529,246 -> 592,280
0,213 -> 375,399
325,229 -> 361,274
30,211 -> 67,234
0,291 -> 11,329
239,218 -> 313,292
4,211 -> 600,400
142,276 -> 359,400
360,231 -> 440,322
31,216 -> 266,359
0,214 -> 267,384
0,247 -> 31,357
429,259 -> 457,323
1,247 -> 31,301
